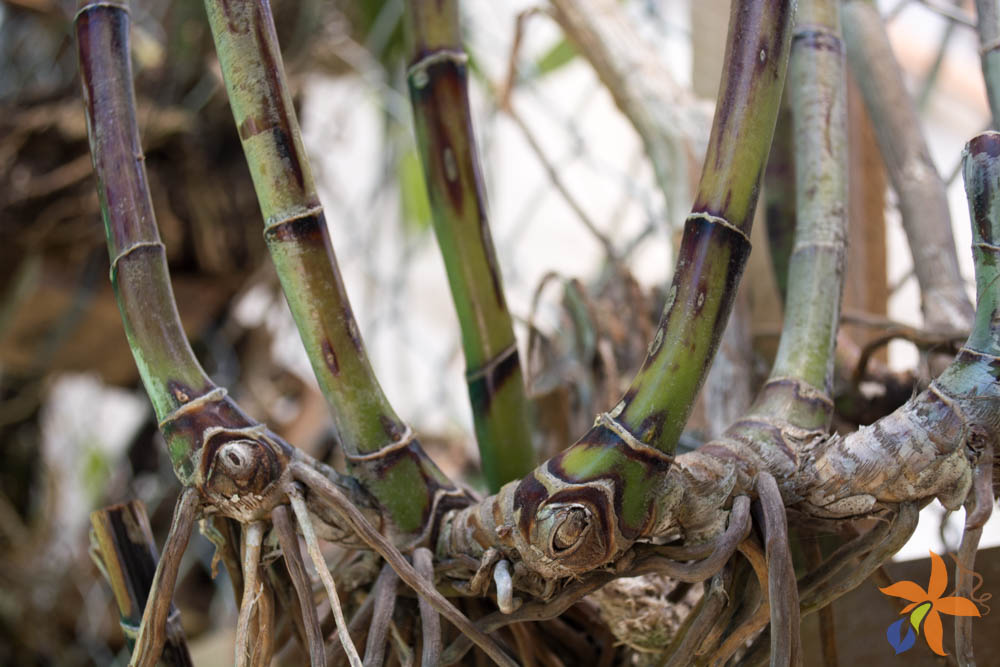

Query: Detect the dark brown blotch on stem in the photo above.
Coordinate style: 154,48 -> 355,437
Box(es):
792,29 -> 844,54
466,348 -> 521,416
512,473 -> 549,542
249,1 -> 305,191
321,339 -> 339,376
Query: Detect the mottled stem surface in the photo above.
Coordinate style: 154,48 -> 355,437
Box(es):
405,0 -> 535,492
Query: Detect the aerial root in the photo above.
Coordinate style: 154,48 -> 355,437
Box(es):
251,573 -> 275,667
130,488 -> 199,667
802,537 -> 838,667
329,586 -> 376,667
662,566 -> 734,667
955,448 -> 993,667
757,472 -> 801,666
800,502 -> 920,615
413,547 -> 442,667
705,537 -> 769,666
697,557 -> 756,659
272,505 -> 325,667
644,495 -> 751,582
288,484 -> 364,667
965,437 -> 994,530
290,462 -> 517,667
796,514 -> 893,600
363,563 -> 399,667
236,522 -> 264,667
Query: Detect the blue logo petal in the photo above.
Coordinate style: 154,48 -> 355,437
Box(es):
886,618 -> 917,654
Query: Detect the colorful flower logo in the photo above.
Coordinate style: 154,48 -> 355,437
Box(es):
879,551 -> 982,655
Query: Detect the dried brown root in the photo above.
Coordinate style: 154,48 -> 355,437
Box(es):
757,472 -> 801,666
800,502 -> 919,616
236,521 -> 265,667
130,488 -> 199,667
704,538 -> 770,666
796,514 -> 894,601
413,547 -> 442,667
661,566 -> 733,667
288,484 -> 363,667
330,587 -> 376,667
802,537 -> 838,667
290,462 -> 517,667
363,564 -> 399,667
273,505 -> 325,667
955,440 -> 994,667
251,574 -> 275,667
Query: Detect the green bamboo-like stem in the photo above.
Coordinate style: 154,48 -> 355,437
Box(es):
764,99 -> 796,303
960,132 -> 1000,352
76,0 -> 266,484
976,0 -> 1000,127
202,0 -> 463,538
615,0 -> 795,452
404,0 -> 535,492
770,0 -> 848,398
439,0 -> 795,580
842,0 -> 975,332
90,501 -> 192,666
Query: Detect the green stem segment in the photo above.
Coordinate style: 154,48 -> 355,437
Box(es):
764,98 -> 796,303
440,0 -> 796,579
616,0 -> 795,453
90,501 -> 192,666
76,0 -> 263,483
961,132 -> 1000,353
975,0 -> 1000,128
405,0 -> 535,492
770,0 -> 848,398
202,0 -> 462,537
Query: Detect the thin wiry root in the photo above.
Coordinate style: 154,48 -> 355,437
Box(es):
705,539 -> 769,666
965,437 -> 994,529
288,485 -> 363,667
236,522 -> 264,667
803,537 -> 838,667
414,547 -> 442,667
955,462 -> 994,667
389,621 -> 414,667
290,462 -> 517,667
363,564 -> 399,667
330,587 -> 376,667
662,567 -> 733,667
251,574 -> 275,667
955,522 -> 983,667
272,506 -> 325,667
757,472 -> 800,666
130,488 -> 199,667
796,515 -> 894,600
800,503 -> 920,616
697,557 -> 754,658
644,495 -> 752,582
